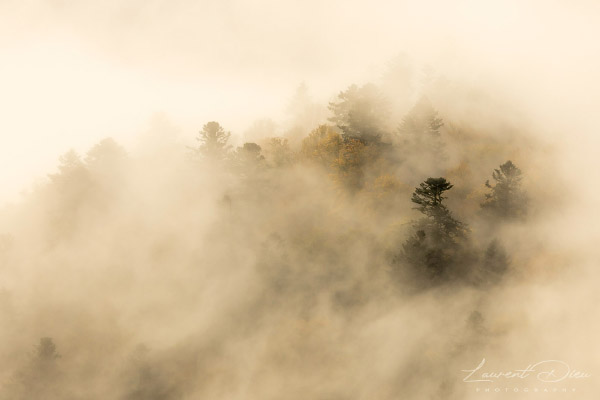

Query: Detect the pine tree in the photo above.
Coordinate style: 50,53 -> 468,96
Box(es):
397,97 -> 445,162
196,121 -> 231,160
328,83 -> 389,144
481,160 -> 527,219
399,177 -> 469,282
233,142 -> 265,175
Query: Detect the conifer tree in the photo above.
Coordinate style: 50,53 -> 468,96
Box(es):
481,160 -> 527,219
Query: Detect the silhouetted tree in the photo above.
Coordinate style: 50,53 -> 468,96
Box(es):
48,150 -> 89,188
397,97 -> 445,163
267,137 -> 294,168
411,177 -> 452,213
6,338 -> 63,400
46,150 -> 92,242
85,137 -> 129,206
85,137 -> 127,169
411,178 -> 466,239
233,142 -> 265,175
35,337 -> 60,361
481,160 -> 527,219
196,121 -> 231,160
479,240 -> 509,285
398,178 -> 470,283
285,83 -> 326,145
328,83 -> 389,144
398,97 -> 443,138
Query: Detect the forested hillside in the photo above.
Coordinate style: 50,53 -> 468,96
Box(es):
0,71 -> 569,399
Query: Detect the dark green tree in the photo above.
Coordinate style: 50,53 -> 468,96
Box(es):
411,177 -> 453,213
398,177 -> 469,283
481,160 -> 527,219
410,178 -> 466,241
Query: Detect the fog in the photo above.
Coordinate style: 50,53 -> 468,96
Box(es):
0,0 -> 599,399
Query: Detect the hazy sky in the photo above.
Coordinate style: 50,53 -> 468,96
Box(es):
1,0 -> 599,204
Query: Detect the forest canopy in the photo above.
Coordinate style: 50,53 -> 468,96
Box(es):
0,69 -> 565,400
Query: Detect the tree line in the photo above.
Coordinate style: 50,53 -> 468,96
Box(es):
0,76 -> 535,399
